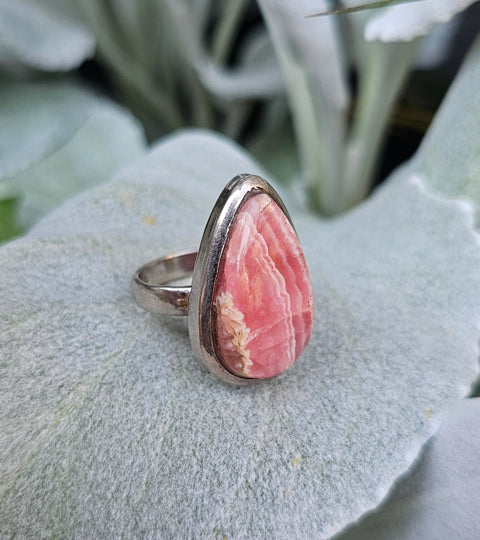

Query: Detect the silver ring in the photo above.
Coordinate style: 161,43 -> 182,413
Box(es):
132,174 -> 314,385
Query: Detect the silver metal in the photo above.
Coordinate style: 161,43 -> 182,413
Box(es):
132,174 -> 294,385
131,251 -> 196,316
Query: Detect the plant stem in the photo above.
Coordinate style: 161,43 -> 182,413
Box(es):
307,0 -> 423,18
339,39 -> 420,210
80,0 -> 185,130
212,0 -> 250,64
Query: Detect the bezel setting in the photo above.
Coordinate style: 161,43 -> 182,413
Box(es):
188,174 -> 295,385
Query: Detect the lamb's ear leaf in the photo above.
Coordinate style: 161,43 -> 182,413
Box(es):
0,80 -> 145,229
336,398 -> 480,540
0,0 -> 94,70
405,32 -> 480,222
0,131 -> 479,538
365,0 -> 478,42
256,0 -> 350,213
196,30 -> 284,100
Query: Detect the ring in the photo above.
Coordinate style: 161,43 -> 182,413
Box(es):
132,174 -> 314,385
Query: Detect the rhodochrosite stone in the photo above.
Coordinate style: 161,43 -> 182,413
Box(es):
213,192 -> 314,378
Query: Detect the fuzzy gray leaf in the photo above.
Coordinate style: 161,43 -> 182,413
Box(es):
337,398 -> 480,539
0,0 -> 95,70
365,0 -> 477,42
406,33 -> 480,219
257,0 -> 350,214
197,30 -> 284,100
0,81 -> 106,180
0,132 -> 479,538
0,80 -> 145,227
257,0 -> 349,109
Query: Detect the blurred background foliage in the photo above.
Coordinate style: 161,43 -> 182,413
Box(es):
0,0 -> 479,243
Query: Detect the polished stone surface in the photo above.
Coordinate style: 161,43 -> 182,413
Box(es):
213,193 -> 314,378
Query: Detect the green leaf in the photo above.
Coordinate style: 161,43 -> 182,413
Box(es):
0,80 -> 146,228
0,0 -> 95,71
337,398 -> 480,539
0,131 -> 479,537
0,193 -> 23,243
307,0 -> 421,18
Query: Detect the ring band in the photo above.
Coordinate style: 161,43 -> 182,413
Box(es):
132,251 -> 196,316
132,174 -> 314,385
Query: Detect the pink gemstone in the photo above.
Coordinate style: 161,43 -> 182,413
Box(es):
212,193 -> 314,378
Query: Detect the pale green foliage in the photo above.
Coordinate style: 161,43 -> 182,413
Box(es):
0,130 -> 480,537
0,1 -> 480,537
0,81 -> 145,230
197,29 -> 283,100
77,0 -> 285,140
259,0 -> 478,214
0,0 -> 285,142
406,33 -> 480,219
0,0 -> 94,70
338,399 -> 480,540
365,0 -> 479,41
0,0 -> 476,213
257,0 -> 349,214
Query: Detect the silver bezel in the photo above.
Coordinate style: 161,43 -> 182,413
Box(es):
188,173 -> 294,385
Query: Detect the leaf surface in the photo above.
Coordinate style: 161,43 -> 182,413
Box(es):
0,131 -> 479,538
365,0 -> 477,42
257,0 -> 350,213
405,33 -> 480,219
0,81 -> 145,227
0,0 -> 94,70
197,30 -> 284,100
337,398 -> 480,539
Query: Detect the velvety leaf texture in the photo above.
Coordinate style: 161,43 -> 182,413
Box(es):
337,398 -> 480,539
0,132 -> 479,538
408,32 -> 480,218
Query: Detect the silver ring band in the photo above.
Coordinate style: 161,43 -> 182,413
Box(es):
131,251 -> 197,316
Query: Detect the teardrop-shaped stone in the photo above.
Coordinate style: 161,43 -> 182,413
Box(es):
212,193 -> 314,378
